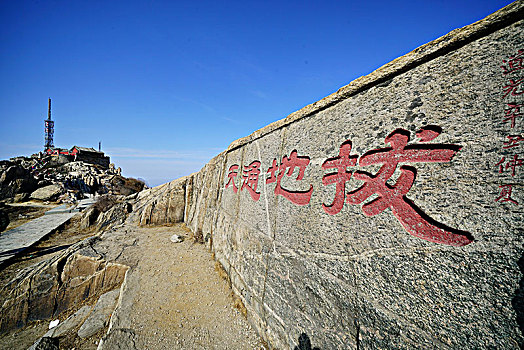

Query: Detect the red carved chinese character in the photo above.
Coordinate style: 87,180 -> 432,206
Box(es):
266,150 -> 313,205
503,103 -> 522,128
503,135 -> 524,149
241,161 -> 261,201
507,154 -> 523,176
501,49 -> 524,75
225,164 -> 239,193
321,140 -> 358,214
495,157 -> 506,173
503,78 -> 524,99
496,155 -> 523,176
495,184 -> 518,205
346,127 -> 472,247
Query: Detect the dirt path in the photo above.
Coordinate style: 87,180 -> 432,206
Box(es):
101,224 -> 267,349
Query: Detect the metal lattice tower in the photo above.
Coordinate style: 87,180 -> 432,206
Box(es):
44,98 -> 54,150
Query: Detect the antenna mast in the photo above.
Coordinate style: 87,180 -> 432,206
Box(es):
44,98 -> 54,150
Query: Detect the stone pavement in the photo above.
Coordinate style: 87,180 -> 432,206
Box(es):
0,211 -> 77,265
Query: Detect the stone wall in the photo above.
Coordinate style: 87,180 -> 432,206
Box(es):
133,2 -> 524,348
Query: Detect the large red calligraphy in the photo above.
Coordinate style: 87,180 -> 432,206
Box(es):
225,165 -> 239,193
241,161 -> 261,201
267,150 -> 313,205
322,127 -> 473,247
322,141 -> 358,215
225,128 -> 474,246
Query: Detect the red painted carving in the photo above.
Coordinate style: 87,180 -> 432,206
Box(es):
266,150 -> 313,205
503,78 -> 524,99
495,157 -> 506,173
495,184 -> 518,205
321,140 -> 358,214
345,127 -> 472,247
503,135 -> 524,149
496,155 -> 523,176
504,103 -> 522,128
501,49 -> 524,75
225,164 -> 239,193
241,161 -> 261,201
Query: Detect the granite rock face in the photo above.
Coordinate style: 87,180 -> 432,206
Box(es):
128,176 -> 189,226
0,165 -> 37,200
77,289 -> 120,338
130,3 -> 524,349
0,237 -> 128,333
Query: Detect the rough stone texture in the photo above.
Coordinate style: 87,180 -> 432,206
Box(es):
130,3 -> 524,349
13,192 -> 29,203
30,184 -> 63,201
128,176 -> 188,226
0,165 -> 37,201
77,289 -> 120,338
79,206 -> 99,228
0,237 -> 128,333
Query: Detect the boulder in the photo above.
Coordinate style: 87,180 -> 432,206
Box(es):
80,206 -> 99,228
30,185 -> 63,201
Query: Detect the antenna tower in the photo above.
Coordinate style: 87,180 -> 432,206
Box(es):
44,98 -> 54,150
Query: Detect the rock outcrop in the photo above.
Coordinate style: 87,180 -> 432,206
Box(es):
0,236 -> 128,333
128,176 -> 189,226
0,164 -> 38,200
0,157 -> 145,204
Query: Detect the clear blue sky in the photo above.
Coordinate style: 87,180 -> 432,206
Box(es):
0,0 -> 514,186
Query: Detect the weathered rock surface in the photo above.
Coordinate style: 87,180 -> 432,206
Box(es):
13,193 -> 29,203
97,328 -> 138,350
128,176 -> 188,226
0,165 -> 37,201
1,3 -> 522,350
0,236 -> 128,334
0,156 -> 145,205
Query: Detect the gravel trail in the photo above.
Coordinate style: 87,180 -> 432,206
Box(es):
105,224 -> 267,350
